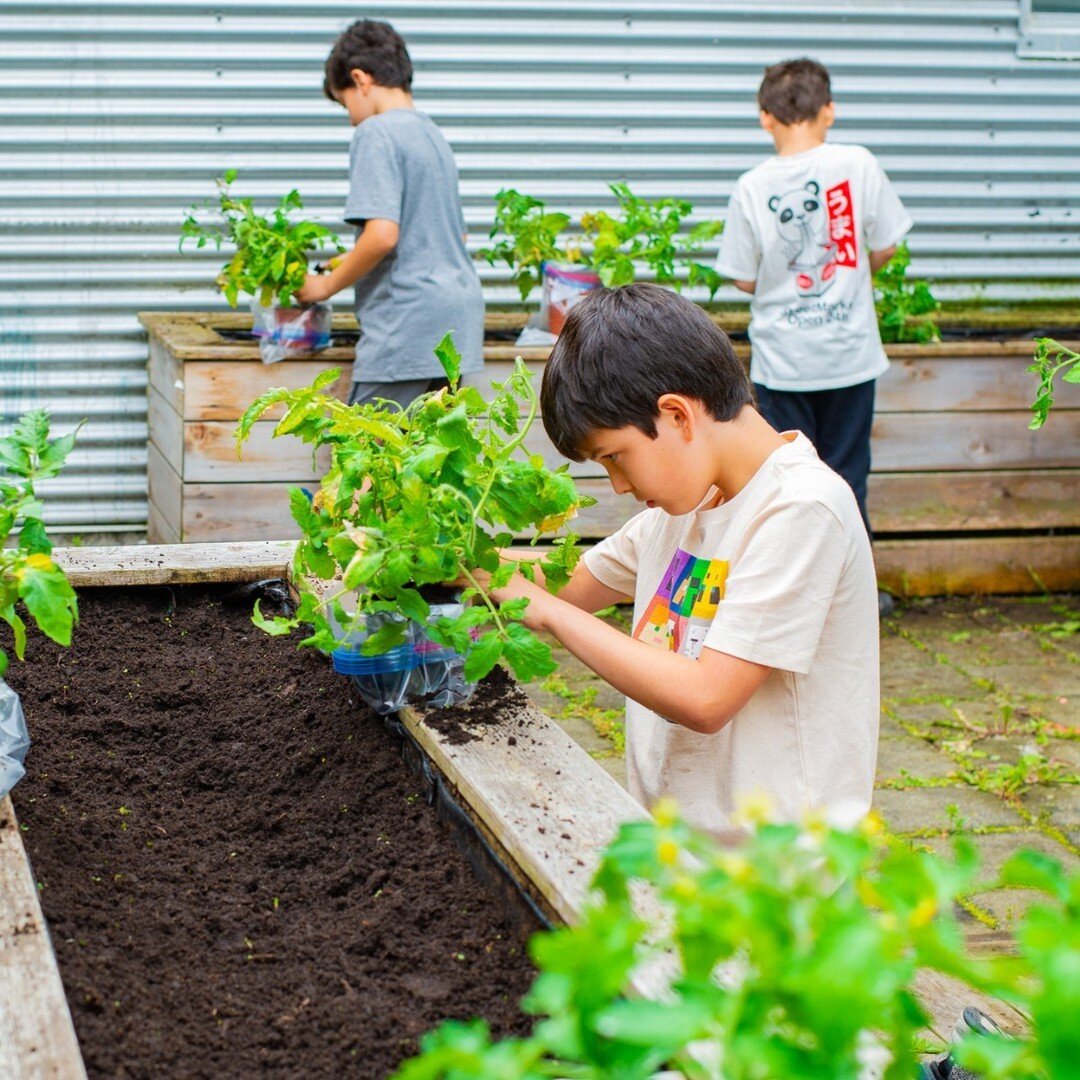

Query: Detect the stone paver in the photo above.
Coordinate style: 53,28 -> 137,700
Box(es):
518,593 -> 1080,952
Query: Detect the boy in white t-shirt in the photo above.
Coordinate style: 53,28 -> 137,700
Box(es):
716,59 -> 912,614
487,284 -> 880,842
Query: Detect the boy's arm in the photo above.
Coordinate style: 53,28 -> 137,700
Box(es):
732,279 -> 757,294
493,572 -> 771,734
296,219 -> 400,304
868,246 -> 896,274
503,555 -> 631,613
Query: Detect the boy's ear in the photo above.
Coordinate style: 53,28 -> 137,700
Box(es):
657,394 -> 697,440
759,108 -> 775,134
349,67 -> 374,92
820,101 -> 836,127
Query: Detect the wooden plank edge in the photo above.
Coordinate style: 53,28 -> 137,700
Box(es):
0,796 -> 88,1080
53,541 -> 295,587
398,694 -> 648,926
876,535 -> 1080,596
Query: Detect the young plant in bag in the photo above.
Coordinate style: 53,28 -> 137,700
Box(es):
180,170 -> 344,307
235,334 -> 594,683
479,183 -> 724,300
0,411 -> 81,675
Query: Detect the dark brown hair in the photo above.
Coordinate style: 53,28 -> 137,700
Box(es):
541,284 -> 752,462
323,19 -> 413,99
757,58 -> 832,125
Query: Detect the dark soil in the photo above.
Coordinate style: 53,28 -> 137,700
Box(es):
5,585 -> 538,1079
421,666 -> 533,746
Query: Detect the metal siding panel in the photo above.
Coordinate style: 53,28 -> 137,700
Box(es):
1,0 -> 1077,535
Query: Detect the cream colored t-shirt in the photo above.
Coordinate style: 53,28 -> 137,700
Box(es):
583,433 -> 879,841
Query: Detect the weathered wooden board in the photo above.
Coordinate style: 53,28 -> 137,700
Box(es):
180,360 -> 350,422
866,470 -> 1080,532
52,541 -> 293,586
521,410 -> 1080,477
138,311 -> 357,363
478,354 -> 1080,414
161,468 -> 1080,547
401,694 -> 648,925
875,535 -> 1080,596
147,385 -> 183,470
147,441 -> 182,542
182,419 -> 330,483
0,797 -> 87,1080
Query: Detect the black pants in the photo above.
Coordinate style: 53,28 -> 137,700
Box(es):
753,378 -> 875,537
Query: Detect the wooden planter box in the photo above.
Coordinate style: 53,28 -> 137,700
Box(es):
0,541 -> 647,1078
142,311 -> 1080,596
1,541 -> 1028,1077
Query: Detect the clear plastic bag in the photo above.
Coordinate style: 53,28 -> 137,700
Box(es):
0,678 -> 30,800
249,299 -> 333,364
329,602 -> 476,716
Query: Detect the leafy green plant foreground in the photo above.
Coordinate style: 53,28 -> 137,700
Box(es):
1028,337 -> 1080,429
394,803 -> 1078,1080
0,411 -> 80,675
180,170 -> 343,307
236,334 -> 592,683
480,184 -> 724,301
873,241 -> 941,344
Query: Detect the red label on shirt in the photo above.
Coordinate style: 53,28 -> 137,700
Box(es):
825,181 -> 857,268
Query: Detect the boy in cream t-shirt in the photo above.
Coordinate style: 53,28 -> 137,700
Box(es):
485,284 -> 879,841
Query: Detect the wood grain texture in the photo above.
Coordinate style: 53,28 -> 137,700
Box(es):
875,535 -> 1080,596
573,471 -> 1080,537
399,695 -> 648,926
146,442 -> 182,542
0,796 -> 87,1080
182,360 -> 350,421
53,541 -> 294,586
183,420 -> 330,483
522,411 -> 1080,478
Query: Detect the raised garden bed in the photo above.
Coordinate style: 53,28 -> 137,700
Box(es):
0,543 -> 1029,1077
0,543 -> 647,1079
142,308 -> 1080,596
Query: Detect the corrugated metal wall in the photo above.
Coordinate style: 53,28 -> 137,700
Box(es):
2,0 -> 1078,536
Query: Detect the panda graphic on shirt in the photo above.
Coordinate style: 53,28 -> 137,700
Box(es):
769,179 -> 856,299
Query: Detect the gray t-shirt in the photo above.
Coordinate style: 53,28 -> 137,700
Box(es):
343,109 -> 485,383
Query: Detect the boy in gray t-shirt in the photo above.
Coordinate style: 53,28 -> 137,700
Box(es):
297,19 -> 484,409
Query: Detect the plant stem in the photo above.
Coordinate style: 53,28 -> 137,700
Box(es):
461,565 -> 506,636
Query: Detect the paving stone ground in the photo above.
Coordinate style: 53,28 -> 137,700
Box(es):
519,593 -> 1080,951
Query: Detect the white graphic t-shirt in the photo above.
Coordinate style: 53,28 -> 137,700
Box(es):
583,434 -> 880,841
716,142 -> 912,391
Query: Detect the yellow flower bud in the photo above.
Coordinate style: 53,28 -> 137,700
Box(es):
653,798 -> 679,829
657,839 -> 679,866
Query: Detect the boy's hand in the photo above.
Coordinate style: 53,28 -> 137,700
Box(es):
296,273 -> 332,305
457,566 -> 553,632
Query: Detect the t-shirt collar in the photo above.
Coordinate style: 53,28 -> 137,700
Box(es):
693,431 -> 810,524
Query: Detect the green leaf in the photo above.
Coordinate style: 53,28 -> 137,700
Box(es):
501,622 -> 555,681
463,630 -> 504,682
1,606 -> 27,662
19,517 -> 52,556
251,600 -> 296,636
18,558 -> 78,647
433,332 -> 462,388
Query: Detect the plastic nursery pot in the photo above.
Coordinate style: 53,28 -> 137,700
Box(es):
329,595 -> 476,716
542,261 -> 602,336
249,300 -> 332,362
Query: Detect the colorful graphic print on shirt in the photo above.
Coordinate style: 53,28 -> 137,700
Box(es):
633,549 -> 730,660
767,179 -> 857,299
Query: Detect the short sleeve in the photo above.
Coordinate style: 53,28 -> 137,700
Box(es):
863,154 -> 912,252
702,500 -> 848,674
343,123 -> 404,226
582,508 -> 657,598
714,183 -> 761,281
